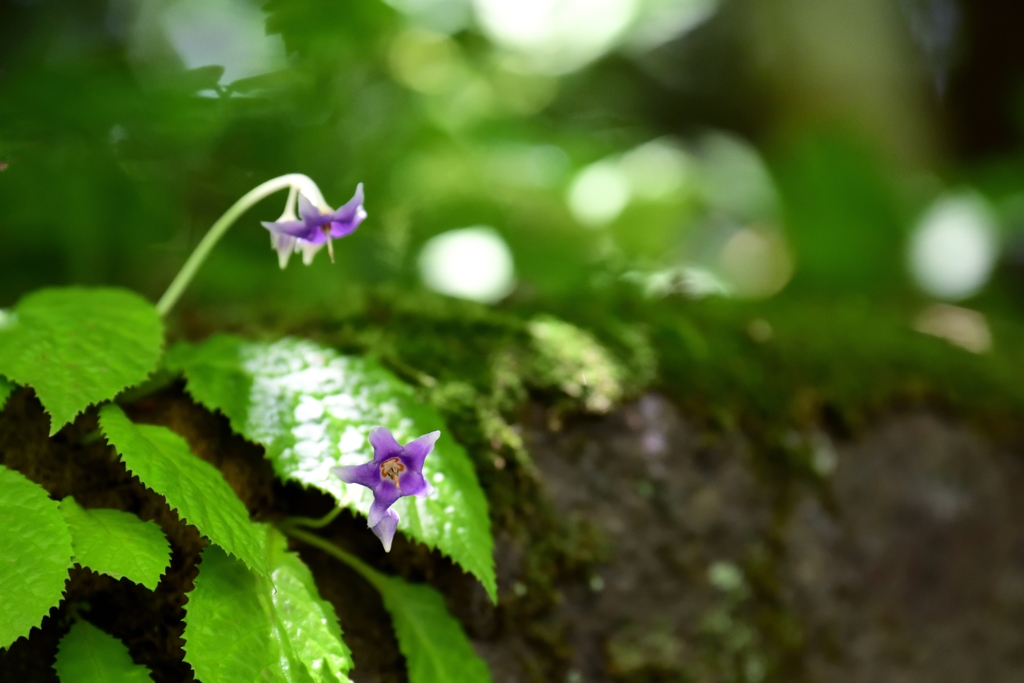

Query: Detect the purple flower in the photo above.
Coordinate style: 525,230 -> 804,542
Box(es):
262,183 -> 366,268
332,427 -> 439,552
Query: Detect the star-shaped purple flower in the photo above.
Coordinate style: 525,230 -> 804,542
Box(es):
262,183 -> 367,267
332,427 -> 439,552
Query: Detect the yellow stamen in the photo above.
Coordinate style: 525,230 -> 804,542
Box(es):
380,457 -> 405,488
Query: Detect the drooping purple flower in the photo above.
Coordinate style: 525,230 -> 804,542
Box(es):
332,426 -> 439,551
262,183 -> 367,267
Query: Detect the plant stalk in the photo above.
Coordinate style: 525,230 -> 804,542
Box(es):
156,173 -> 324,317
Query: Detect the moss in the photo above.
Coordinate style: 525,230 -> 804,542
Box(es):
8,284 -> 1024,682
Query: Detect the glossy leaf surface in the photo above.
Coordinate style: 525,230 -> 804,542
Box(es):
167,335 -> 496,600
59,498 -> 170,590
53,620 -> 153,683
183,528 -> 353,683
0,465 -> 72,650
0,287 -> 164,434
99,404 -> 267,576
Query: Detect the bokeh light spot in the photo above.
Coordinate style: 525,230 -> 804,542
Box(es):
908,192 -> 999,301
717,225 -> 793,298
473,0 -> 637,74
619,139 -> 692,200
567,160 -> 631,227
419,227 -> 516,303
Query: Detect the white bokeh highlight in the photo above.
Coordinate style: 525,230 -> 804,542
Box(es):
567,160 -> 632,227
419,227 -> 517,303
473,0 -> 637,74
909,193 -> 999,301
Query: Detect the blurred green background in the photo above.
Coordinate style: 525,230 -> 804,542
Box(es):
2,0 -> 1024,328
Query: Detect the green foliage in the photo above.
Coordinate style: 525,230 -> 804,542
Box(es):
0,376 -> 13,410
0,287 -> 164,434
98,404 -> 267,577
53,620 -> 153,683
265,528 -> 354,683
182,546 -> 268,683
0,465 -> 73,650
371,571 -> 493,683
58,498 -> 170,591
773,134 -> 906,294
167,335 -> 497,600
183,527 -> 352,683
319,538 -> 492,683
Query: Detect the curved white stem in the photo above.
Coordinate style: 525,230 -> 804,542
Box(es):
156,174 -> 324,317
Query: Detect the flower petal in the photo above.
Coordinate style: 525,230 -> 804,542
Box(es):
400,431 -> 440,471
368,480 -> 402,528
262,219 -> 315,240
300,240 -> 324,265
269,232 -> 297,269
369,426 -> 403,462
331,461 -> 379,490
297,192 -> 332,226
370,508 -> 400,552
399,470 -> 434,498
330,183 -> 365,224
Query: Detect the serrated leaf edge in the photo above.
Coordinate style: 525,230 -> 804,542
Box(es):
97,413 -> 267,579
168,342 -> 497,601
59,498 -> 172,591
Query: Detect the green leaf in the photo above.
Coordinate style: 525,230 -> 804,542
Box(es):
0,465 -> 72,650
58,498 -> 170,590
98,404 -> 267,577
53,620 -> 153,683
183,527 -> 353,683
371,570 -> 492,683
167,335 -> 496,601
0,376 -> 14,410
0,287 -> 164,434
290,530 -> 490,683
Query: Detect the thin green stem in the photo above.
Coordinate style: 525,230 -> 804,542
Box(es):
279,506 -> 344,530
279,524 -> 380,587
156,173 -> 325,317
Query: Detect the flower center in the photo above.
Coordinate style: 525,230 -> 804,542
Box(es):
380,457 -> 405,488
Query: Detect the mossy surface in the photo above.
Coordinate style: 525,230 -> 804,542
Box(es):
3,287 -> 1024,681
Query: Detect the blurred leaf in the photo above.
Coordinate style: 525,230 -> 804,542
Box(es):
53,620 -> 153,683
98,404 -> 267,576
167,66 -> 226,94
166,335 -> 497,600
774,134 -> 906,293
0,288 -> 164,434
58,497 -> 170,590
0,376 -> 13,410
0,465 -> 72,650
226,69 -> 310,95
183,529 -> 353,683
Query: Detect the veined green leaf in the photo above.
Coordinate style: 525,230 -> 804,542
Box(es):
372,570 -> 492,683
0,287 -> 164,434
183,527 -> 353,683
0,376 -> 14,410
287,527 -> 491,683
58,498 -> 170,590
53,620 -> 153,683
167,335 -> 497,601
0,465 -> 72,650
98,404 -> 267,577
